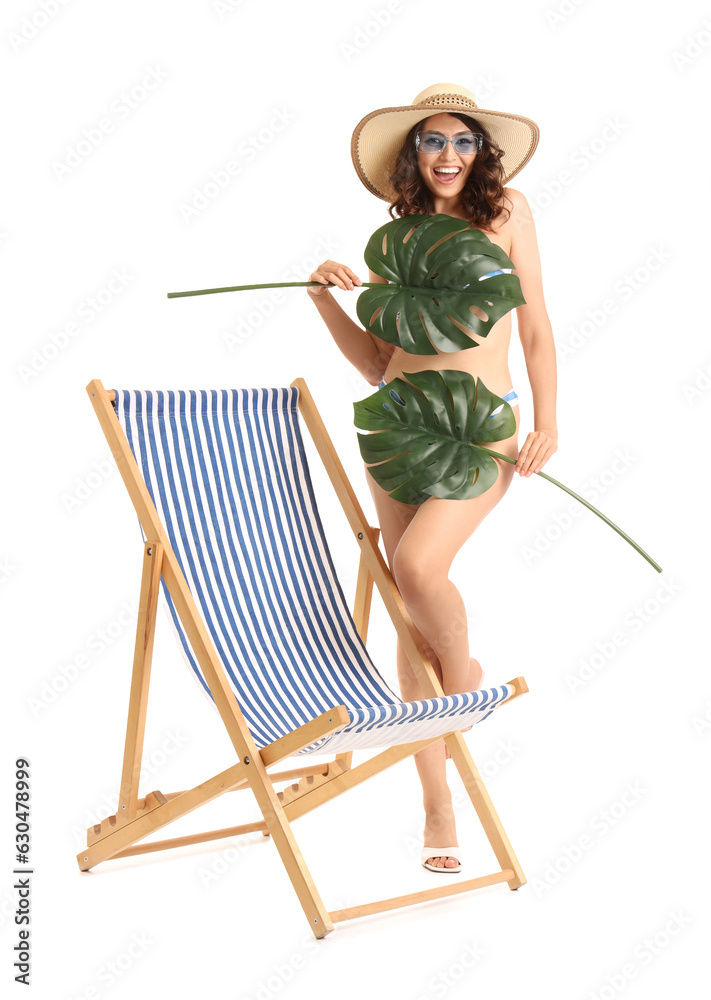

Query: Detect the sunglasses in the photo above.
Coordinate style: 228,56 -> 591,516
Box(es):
415,130 -> 483,155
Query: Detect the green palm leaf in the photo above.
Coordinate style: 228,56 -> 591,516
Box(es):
354,370 -> 516,504
356,214 -> 526,355
354,370 -> 663,572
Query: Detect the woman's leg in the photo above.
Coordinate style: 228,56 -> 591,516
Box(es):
366,408 -> 519,868
392,480 -> 516,696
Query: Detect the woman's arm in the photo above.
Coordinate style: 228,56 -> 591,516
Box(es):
507,187 -> 559,476
307,261 -> 395,385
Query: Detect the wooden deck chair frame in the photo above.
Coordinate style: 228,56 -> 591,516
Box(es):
78,377 -> 529,938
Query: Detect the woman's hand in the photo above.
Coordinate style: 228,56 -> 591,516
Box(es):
515,428 -> 558,477
307,260 -> 363,297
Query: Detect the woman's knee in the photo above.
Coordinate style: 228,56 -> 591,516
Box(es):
392,542 -> 446,606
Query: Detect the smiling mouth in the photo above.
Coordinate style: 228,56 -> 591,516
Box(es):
433,167 -> 461,184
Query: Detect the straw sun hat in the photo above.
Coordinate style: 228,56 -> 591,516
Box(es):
351,82 -> 540,202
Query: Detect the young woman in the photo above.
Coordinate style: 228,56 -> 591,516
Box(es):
307,84 -> 557,872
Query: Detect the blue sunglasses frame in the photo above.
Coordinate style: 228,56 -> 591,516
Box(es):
415,130 -> 483,154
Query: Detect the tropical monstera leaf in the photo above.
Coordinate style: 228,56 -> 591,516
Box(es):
353,370 -> 664,573
354,370 -> 516,504
356,214 -> 525,355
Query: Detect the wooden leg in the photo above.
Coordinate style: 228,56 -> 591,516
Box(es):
352,525 -> 379,642
242,752 -> 334,938
338,525 -> 381,773
445,731 -> 526,889
119,541 -> 163,820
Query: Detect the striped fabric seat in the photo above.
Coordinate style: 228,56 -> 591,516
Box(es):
113,387 -> 516,756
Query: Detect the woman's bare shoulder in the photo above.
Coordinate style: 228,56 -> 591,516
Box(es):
500,187 -> 543,281
502,186 -> 535,224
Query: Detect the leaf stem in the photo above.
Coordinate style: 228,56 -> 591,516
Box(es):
480,447 -> 663,573
167,281 -> 381,299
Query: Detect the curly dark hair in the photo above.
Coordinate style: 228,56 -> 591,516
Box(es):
387,113 -> 511,229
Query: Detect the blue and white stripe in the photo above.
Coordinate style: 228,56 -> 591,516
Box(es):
489,388 -> 519,417
479,268 -> 512,279
113,388 -> 515,756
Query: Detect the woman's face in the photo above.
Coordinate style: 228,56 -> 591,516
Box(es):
415,113 -> 478,201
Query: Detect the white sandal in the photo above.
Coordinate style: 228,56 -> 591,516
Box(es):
421,847 -> 462,873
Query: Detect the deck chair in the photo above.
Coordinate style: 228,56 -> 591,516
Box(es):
78,377 -> 529,938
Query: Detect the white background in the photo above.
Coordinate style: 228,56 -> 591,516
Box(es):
2,1 -> 709,997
